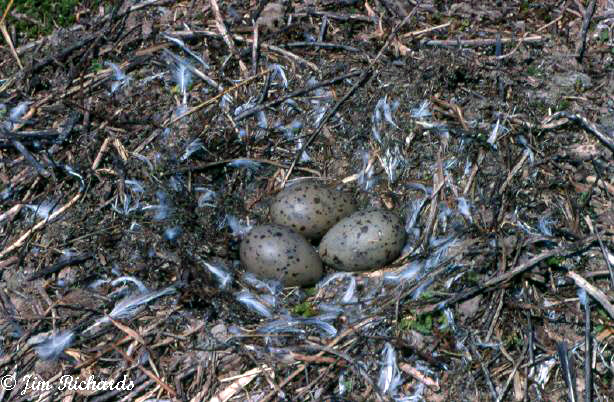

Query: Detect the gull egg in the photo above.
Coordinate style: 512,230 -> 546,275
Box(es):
270,181 -> 357,239
319,209 -> 406,272
240,224 -> 323,286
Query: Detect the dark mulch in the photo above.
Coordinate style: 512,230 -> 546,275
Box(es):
0,0 -> 613,400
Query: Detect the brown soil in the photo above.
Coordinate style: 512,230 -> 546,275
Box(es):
0,1 -> 613,401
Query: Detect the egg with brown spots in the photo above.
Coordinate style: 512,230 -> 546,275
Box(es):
240,224 -> 323,286
319,210 -> 406,272
270,182 -> 357,239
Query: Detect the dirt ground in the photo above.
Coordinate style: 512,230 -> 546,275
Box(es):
1,0 -> 614,401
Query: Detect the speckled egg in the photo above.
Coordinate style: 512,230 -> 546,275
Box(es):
240,224 -> 323,286
319,210 -> 406,271
270,182 -> 357,239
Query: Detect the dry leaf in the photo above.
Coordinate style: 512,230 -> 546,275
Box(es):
458,294 -> 482,320
256,3 -> 285,31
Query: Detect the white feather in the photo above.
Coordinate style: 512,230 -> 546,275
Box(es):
104,62 -> 130,93
577,288 -> 588,307
164,226 -> 182,241
226,215 -> 252,237
85,287 -> 176,334
25,200 -> 58,221
180,139 -> 204,161
172,60 -> 192,104
242,272 -> 282,295
227,159 -> 261,170
111,276 -> 149,293
378,343 -> 402,395
8,101 -> 30,123
162,33 -> 209,69
235,290 -> 272,318
203,261 -> 233,289
269,64 -> 288,88
33,330 -> 75,360
411,100 -> 431,119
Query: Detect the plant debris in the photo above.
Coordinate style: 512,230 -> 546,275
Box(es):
0,0 -> 613,400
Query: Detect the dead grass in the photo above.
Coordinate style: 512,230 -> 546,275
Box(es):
0,0 -> 613,400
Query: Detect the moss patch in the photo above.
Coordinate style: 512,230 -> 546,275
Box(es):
9,0 -> 80,38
